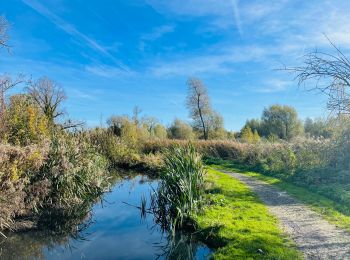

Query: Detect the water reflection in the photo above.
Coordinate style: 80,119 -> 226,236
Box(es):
0,175 -> 211,260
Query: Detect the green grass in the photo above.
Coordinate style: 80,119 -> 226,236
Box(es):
207,159 -> 350,234
193,168 -> 302,259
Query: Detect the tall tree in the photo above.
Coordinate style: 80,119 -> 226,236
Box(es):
26,77 -> 66,123
304,117 -> 335,138
186,77 -> 213,140
261,105 -> 302,140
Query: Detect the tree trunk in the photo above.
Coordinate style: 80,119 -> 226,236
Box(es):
197,94 -> 207,140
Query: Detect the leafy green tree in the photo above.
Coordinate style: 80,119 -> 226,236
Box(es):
107,115 -> 140,146
168,119 -> 194,140
261,105 -> 303,140
208,111 -> 227,139
153,124 -> 167,139
107,115 -> 130,136
253,129 -> 261,143
244,119 -> 262,135
2,94 -> 49,145
226,131 -> 237,140
241,126 -> 254,143
304,117 -> 333,138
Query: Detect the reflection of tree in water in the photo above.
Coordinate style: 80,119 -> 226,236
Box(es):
140,193 -> 211,260
155,232 -> 209,260
0,205 -> 94,259
0,173 -> 125,259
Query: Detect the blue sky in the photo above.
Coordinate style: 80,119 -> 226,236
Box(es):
1,0 -> 350,130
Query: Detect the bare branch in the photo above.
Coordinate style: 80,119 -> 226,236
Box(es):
0,74 -> 26,114
283,36 -> 350,115
61,119 -> 85,130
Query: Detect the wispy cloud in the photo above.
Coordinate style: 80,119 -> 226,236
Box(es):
141,25 -> 175,41
68,88 -> 98,100
255,79 -> 292,93
22,0 -> 129,71
149,45 -> 270,77
145,0 -> 285,33
85,64 -> 134,78
232,0 -> 242,35
139,24 -> 175,52
146,0 -> 236,31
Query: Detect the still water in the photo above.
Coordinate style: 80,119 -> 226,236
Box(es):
0,175 -> 211,260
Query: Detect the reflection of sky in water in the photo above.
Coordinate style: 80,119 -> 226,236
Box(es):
30,175 -> 212,260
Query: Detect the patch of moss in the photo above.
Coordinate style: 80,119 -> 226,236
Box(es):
194,169 -> 301,259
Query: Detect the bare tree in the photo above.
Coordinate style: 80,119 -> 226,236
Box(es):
186,77 -> 213,140
132,106 -> 142,126
0,74 -> 25,115
26,77 -> 66,123
0,16 -> 9,50
284,36 -> 350,115
142,116 -> 159,133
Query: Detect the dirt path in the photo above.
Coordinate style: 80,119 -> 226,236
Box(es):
220,170 -> 350,260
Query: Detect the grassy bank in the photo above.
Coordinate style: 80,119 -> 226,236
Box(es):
207,159 -> 350,234
193,168 -> 301,259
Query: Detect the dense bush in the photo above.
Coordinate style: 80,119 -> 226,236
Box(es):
167,119 -> 195,140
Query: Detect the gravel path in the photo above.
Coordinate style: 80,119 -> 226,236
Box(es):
221,170 -> 350,260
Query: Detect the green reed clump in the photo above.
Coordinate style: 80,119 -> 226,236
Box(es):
152,145 -> 206,231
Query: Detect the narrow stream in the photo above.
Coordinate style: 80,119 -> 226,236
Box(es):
0,174 -> 212,260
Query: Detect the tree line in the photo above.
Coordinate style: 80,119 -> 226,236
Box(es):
1,15 -> 349,144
